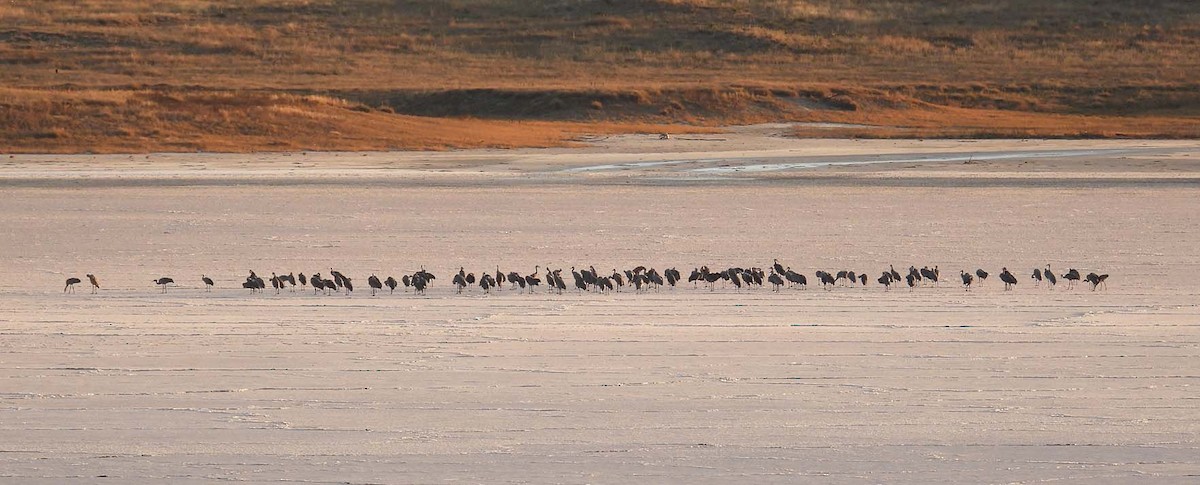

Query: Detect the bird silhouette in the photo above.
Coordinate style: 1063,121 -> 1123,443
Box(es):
330,269 -> 347,289
975,269 -> 989,285
768,271 -> 784,291
525,266 -> 541,292
552,269 -> 567,294
1086,272 -> 1109,291
920,266 -> 938,286
961,270 -> 973,290
202,275 -> 214,291
784,268 -> 807,289
1044,265 -> 1057,288
1063,269 -> 1081,289
154,277 -> 174,293
64,277 -> 81,293
412,272 -> 428,295
368,274 -> 382,296
999,267 -> 1017,291
87,274 -> 100,293
452,272 -> 467,294
384,276 -> 398,294
1031,268 -> 1042,287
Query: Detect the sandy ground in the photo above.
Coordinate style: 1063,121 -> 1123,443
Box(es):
2,129 -> 1199,483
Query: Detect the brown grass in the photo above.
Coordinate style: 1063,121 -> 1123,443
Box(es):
0,88 -> 710,153
1,0 -> 1198,152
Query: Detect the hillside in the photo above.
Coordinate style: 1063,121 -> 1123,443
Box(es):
3,0 -> 1199,152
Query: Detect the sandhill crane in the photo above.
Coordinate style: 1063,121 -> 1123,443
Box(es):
688,268 -> 701,288
453,272 -> 467,293
647,268 -> 665,288
889,265 -> 902,282
729,270 -> 743,291
270,273 -> 283,294
975,269 -> 989,285
410,268 -> 433,295
999,267 -> 1017,291
846,271 -> 857,286
773,259 -> 785,276
479,273 -> 495,293
87,274 -> 100,293
611,269 -> 624,291
1086,272 -> 1109,291
878,273 -> 892,291
525,266 -> 541,292
154,277 -> 174,293
815,271 -> 835,289
596,276 -> 613,293
768,271 -> 784,291
920,266 -> 938,286
783,269 -> 806,289
384,276 -> 398,294
368,274 -> 382,296
552,269 -> 567,294
858,273 -> 867,286
960,270 -> 973,290
586,266 -> 600,288
702,268 -> 722,290
1063,269 -> 1081,289
412,272 -> 428,295
298,273 -> 307,288
241,272 -> 262,293
835,270 -> 849,285
495,267 -> 504,290
909,266 -> 921,284
905,273 -> 916,291
202,275 -> 214,291
571,267 -> 586,292
1031,268 -> 1042,287
310,273 -> 325,294
1044,265 -> 1057,288
64,277 -> 81,293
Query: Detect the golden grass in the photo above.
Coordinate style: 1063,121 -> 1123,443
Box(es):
1,1 -> 1198,152
0,88 -> 711,153
2,0 -> 1195,90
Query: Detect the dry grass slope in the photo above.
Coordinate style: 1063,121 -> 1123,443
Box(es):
1,0 -> 1198,152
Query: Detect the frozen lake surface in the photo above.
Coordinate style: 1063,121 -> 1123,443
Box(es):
2,137 -> 1198,483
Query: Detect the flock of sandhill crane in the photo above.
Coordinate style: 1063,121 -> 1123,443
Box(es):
62,262 -> 1110,295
